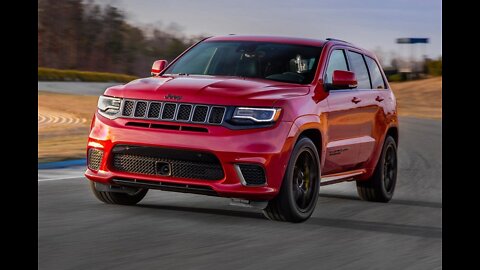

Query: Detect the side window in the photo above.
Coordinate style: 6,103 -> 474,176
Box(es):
346,51 -> 371,89
325,49 -> 348,84
365,56 -> 386,89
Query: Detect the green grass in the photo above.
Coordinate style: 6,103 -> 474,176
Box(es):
38,67 -> 138,83
388,73 -> 404,82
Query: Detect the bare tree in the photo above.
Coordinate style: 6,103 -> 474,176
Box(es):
37,0 -> 206,76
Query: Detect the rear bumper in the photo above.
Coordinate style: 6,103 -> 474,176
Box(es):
85,113 -> 295,200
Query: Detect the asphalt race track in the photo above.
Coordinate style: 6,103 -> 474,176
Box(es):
38,117 -> 442,269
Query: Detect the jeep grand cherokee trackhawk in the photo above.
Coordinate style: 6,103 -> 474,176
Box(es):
85,35 -> 398,222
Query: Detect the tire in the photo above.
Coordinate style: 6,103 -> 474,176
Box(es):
356,136 -> 398,202
263,137 -> 321,222
90,181 -> 148,205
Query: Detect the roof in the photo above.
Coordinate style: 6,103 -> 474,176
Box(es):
205,35 -> 328,47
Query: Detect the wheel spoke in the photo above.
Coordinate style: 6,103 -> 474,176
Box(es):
384,175 -> 390,189
382,146 -> 397,191
291,149 -> 319,212
298,189 -> 307,208
296,187 -> 305,202
293,186 -> 300,200
386,147 -> 394,163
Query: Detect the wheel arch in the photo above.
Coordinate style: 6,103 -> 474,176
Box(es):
386,126 -> 399,146
288,114 -> 326,168
297,128 -> 323,162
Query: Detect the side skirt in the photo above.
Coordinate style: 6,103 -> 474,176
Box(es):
320,169 -> 366,186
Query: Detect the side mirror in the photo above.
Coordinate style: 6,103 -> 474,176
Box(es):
331,70 -> 357,90
151,60 -> 168,76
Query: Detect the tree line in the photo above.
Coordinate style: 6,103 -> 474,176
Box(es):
38,0 -> 206,76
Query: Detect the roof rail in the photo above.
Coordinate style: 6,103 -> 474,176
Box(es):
325,38 -> 352,44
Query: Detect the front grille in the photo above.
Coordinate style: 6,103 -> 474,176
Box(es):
134,101 -> 147,117
122,100 -> 134,116
120,99 -> 226,125
162,103 -> 176,120
237,164 -> 266,186
87,148 -> 104,171
111,145 -> 224,181
208,107 -> 226,124
177,104 -> 192,121
192,106 -> 209,122
147,102 -> 162,118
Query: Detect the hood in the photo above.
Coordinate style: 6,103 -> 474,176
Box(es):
104,75 -> 310,106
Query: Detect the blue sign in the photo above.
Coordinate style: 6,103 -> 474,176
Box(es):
396,38 -> 429,44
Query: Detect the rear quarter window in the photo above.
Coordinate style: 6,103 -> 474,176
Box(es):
365,56 -> 386,89
347,51 -> 371,89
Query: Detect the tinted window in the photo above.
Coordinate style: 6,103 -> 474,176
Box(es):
365,56 -> 386,89
164,41 -> 323,84
347,51 -> 371,89
325,49 -> 348,84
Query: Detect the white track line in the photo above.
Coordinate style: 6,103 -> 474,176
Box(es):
38,111 -> 86,128
38,176 -> 85,182
38,114 -> 46,122
58,115 -> 67,124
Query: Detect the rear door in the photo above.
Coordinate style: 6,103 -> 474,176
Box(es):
361,55 -> 391,166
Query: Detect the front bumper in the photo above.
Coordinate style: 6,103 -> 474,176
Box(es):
85,113 -> 295,200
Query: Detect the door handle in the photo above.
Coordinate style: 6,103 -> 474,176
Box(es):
351,97 -> 361,104
375,96 -> 384,102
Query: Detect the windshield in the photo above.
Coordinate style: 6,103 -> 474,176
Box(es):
163,41 -> 323,84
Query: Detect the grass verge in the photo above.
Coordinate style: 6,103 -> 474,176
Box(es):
38,67 -> 138,83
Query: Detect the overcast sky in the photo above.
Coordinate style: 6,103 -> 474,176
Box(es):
96,0 -> 442,63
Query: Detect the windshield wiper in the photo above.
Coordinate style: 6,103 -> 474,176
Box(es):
163,73 -> 190,76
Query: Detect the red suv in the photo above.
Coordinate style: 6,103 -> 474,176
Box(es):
85,35 -> 398,222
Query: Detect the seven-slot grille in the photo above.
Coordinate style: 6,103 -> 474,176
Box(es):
121,99 -> 226,125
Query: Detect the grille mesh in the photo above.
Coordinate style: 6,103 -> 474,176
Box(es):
192,106 -> 208,122
134,101 -> 147,117
88,148 -> 104,171
112,154 -> 224,180
176,104 -> 192,121
209,107 -> 226,124
147,102 -> 161,118
162,103 -> 176,119
238,164 -> 266,185
122,101 -> 134,116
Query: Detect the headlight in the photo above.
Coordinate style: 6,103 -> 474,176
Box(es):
232,107 -> 282,123
97,95 -> 122,119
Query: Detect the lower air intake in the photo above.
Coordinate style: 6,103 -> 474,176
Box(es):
111,145 -> 224,181
237,164 -> 267,186
87,148 -> 104,171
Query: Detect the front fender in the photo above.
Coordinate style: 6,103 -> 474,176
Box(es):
287,114 -> 327,169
